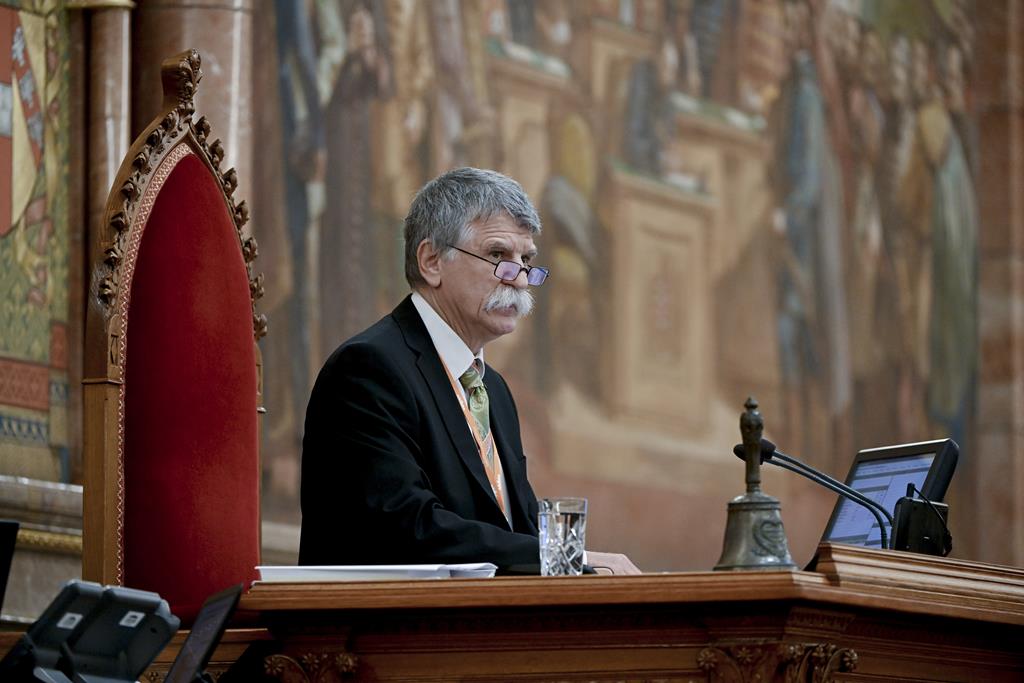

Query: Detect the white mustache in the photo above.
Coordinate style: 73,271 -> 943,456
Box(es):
484,285 -> 534,317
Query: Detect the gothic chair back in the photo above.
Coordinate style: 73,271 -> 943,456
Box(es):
83,50 -> 266,624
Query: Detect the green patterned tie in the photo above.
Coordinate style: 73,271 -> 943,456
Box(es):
459,362 -> 492,464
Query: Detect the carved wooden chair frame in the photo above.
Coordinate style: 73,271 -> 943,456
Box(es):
82,49 -> 266,584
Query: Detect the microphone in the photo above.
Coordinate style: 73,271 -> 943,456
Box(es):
733,439 -> 895,550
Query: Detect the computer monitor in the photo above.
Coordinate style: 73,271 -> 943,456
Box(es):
822,439 -> 958,549
164,583 -> 243,683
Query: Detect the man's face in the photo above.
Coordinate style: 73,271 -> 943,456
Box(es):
435,214 -> 537,352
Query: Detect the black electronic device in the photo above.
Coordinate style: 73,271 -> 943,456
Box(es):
822,439 -> 958,549
0,519 -> 19,616
892,483 -> 953,556
164,583 -> 243,683
0,580 -> 179,682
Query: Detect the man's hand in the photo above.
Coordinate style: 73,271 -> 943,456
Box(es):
586,551 -> 641,575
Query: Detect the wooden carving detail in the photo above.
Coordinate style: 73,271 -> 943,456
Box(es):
698,642 -> 857,683
785,608 -> 855,635
160,48 -> 202,118
784,643 -> 858,683
264,652 -> 359,683
96,49 -> 266,343
143,665 -> 229,681
99,50 -> 197,311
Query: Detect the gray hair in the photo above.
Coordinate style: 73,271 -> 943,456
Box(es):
404,167 -> 541,287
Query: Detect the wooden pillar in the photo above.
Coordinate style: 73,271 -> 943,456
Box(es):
972,0 -> 1024,566
131,0 -> 254,203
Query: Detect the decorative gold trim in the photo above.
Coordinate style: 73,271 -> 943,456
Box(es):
17,528 -> 83,555
67,0 -> 136,9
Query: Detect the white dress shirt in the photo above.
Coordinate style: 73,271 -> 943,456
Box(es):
410,291 -> 484,408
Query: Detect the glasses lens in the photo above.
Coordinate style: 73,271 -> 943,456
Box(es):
495,261 -> 521,281
527,267 -> 548,286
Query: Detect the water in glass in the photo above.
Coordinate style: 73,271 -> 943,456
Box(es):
538,497 -> 587,576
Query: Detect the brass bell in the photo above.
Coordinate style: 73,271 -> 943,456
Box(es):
714,397 -> 796,571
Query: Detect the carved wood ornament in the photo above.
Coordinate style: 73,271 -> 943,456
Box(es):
96,49 -> 266,345
83,49 -> 266,585
698,642 -> 858,683
264,651 -> 359,683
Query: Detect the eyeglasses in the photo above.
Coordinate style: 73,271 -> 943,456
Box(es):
448,245 -> 549,286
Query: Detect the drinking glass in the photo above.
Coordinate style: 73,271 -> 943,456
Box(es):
538,497 -> 587,576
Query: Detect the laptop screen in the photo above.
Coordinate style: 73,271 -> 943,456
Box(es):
0,520 -> 19,617
822,439 -> 958,549
164,584 -> 242,683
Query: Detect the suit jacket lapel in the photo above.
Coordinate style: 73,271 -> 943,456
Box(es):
391,297 -> 507,523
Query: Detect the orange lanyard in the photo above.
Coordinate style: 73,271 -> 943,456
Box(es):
441,361 -> 509,520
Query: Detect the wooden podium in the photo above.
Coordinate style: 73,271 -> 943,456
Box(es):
167,543 -> 1024,682
3,543 -> 1022,681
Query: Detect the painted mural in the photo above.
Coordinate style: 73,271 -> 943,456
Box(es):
0,0 -> 70,482
251,0 -> 979,569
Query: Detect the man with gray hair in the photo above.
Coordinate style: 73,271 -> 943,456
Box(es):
299,168 -> 638,573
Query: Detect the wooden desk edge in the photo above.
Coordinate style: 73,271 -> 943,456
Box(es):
241,554 -> 1024,627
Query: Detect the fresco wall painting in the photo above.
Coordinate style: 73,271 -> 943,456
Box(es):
246,0 -> 982,570
0,0 -> 970,569
0,0 -> 69,483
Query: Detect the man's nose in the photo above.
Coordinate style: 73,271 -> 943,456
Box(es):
510,267 -> 529,289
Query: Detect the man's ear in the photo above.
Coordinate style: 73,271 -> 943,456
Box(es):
416,239 -> 443,288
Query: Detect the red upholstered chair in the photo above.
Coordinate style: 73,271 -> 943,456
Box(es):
83,50 -> 266,624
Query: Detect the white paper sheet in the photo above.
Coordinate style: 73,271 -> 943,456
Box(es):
255,563 -> 497,582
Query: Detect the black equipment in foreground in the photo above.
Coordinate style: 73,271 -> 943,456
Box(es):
892,482 -> 953,556
0,580 -> 179,682
164,583 -> 243,683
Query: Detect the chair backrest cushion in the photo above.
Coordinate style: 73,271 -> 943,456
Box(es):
123,152 -> 259,623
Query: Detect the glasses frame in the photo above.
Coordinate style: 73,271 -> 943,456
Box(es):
447,245 -> 549,286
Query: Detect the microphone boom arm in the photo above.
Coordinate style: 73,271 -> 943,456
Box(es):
768,457 -> 890,550
771,450 -> 895,527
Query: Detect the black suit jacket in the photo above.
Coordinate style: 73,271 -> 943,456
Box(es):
298,295 -> 540,567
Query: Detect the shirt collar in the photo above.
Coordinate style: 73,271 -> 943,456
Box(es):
410,291 -> 484,380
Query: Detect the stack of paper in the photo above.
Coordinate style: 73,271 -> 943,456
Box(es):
256,563 -> 497,582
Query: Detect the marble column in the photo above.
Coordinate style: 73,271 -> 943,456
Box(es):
131,0 -> 254,206
973,0 -> 1024,566
69,1 -> 133,482
86,4 -> 131,242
